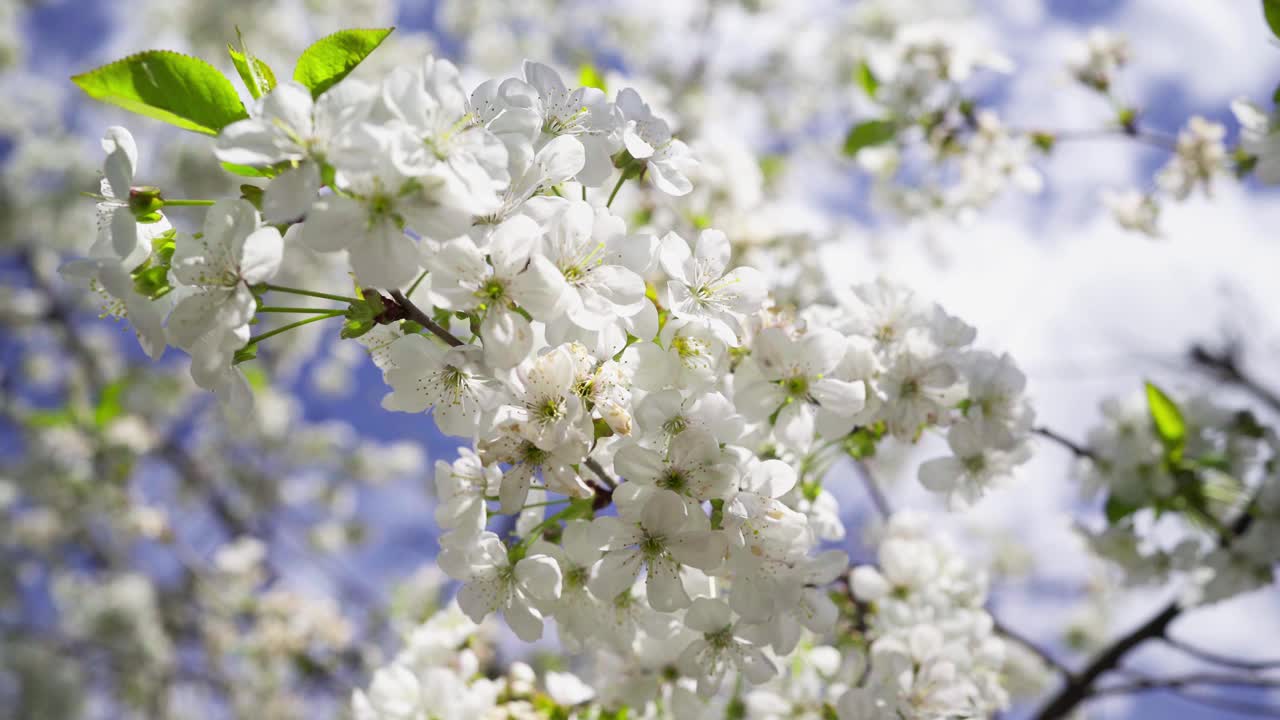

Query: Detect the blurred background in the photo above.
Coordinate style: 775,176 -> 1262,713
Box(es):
2,0 -> 1279,717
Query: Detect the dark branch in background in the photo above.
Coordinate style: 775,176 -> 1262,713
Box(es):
992,617 -> 1074,680
23,249 -> 368,696
853,459 -> 891,518
1031,510 -> 1258,719
1190,343 -> 1280,415
1163,636 -> 1280,673
1033,426 -> 1096,461
1092,672 -> 1280,697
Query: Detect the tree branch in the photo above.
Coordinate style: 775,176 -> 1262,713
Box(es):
1163,636 -> 1280,673
1093,672 -> 1280,697
388,289 -> 463,347
1031,510 -> 1256,719
1033,426 -> 1096,461
1190,344 -> 1280,415
992,617 -> 1074,680
853,459 -> 891,518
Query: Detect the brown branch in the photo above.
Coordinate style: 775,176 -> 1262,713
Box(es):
1163,636 -> 1280,673
992,617 -> 1074,680
853,459 -> 891,518
1189,344 -> 1280,415
1031,510 -> 1256,719
387,289 -> 463,347
1092,672 -> 1280,697
1033,426 -> 1096,461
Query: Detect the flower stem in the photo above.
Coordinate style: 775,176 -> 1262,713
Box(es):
606,175 -> 627,208
161,199 -> 216,207
246,311 -> 343,346
263,283 -> 361,304
405,270 -> 429,298
257,306 -> 347,314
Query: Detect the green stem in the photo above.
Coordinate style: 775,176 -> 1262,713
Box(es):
263,283 -> 361,304
606,175 -> 627,208
246,311 -> 343,346
161,199 -> 216,207
405,270 -> 429,298
257,306 -> 345,314
517,499 -> 570,510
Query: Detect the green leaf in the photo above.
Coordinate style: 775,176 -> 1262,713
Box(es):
1264,0 -> 1280,41
854,60 -> 879,98
94,379 -> 127,428
221,161 -> 278,179
1105,495 -> 1139,524
239,184 -> 264,210
72,51 -> 248,135
1144,381 -> 1186,452
577,62 -> 607,92
228,28 -> 277,100
292,27 -> 393,98
842,119 -> 896,157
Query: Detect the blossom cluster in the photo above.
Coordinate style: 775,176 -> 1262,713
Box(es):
61,47 -> 1037,715
1077,388 -> 1278,604
843,513 -> 1009,719
352,512 -> 1019,720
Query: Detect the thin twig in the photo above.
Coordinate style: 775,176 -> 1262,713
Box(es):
992,617 -> 1074,680
1189,344 -> 1280,415
1163,636 -> 1280,673
853,459 -> 891,518
583,457 -> 618,490
1033,426 -> 1096,461
1092,673 -> 1280,697
1031,509 -> 1256,719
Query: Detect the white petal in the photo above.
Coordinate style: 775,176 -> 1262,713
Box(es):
684,596 -> 731,633
515,555 -> 563,603
262,162 -> 320,223
100,126 -> 136,199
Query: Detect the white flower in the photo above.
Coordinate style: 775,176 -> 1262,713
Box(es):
1067,28 -> 1129,91
498,345 -> 594,454
878,349 -> 961,439
615,88 -> 696,196
528,520 -> 607,652
504,60 -> 620,186
735,328 -> 867,447
438,531 -> 561,642
660,229 -> 766,346
299,148 -> 474,288
381,334 -> 496,437
1156,116 -> 1226,200
535,199 -> 647,333
426,216 -> 567,368
166,199 -> 281,351
433,449 -> 500,536
627,318 -> 728,392
676,597 -> 776,697
613,429 -> 738,507
589,489 -> 726,611
1103,189 -> 1160,237
918,419 -> 1031,505
60,256 -> 167,360
1232,98 -> 1280,184
633,389 -> 746,449
479,426 -> 591,516
380,55 -> 508,208
215,80 -> 374,222
94,126 -> 172,263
